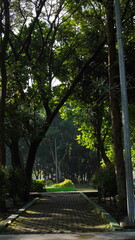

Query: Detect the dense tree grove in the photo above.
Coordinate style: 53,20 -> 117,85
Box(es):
32,114 -> 98,182
0,0 -> 135,217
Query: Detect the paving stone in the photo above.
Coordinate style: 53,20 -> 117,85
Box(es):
1,192 -> 112,234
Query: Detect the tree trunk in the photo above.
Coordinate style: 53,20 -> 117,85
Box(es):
94,104 -> 111,165
0,0 -> 10,166
106,0 -> 127,214
0,53 -> 8,166
9,141 -> 24,169
23,140 -> 41,201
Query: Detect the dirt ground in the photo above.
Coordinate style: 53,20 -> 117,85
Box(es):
92,197 -> 126,224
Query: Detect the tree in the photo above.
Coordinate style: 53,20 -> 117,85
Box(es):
3,0 -> 105,200
60,0 -> 134,215
34,114 -> 98,182
60,100 -> 112,165
105,0 -> 127,213
0,0 -> 10,165
2,0 -> 134,210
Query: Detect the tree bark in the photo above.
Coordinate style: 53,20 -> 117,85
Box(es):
95,104 -> 111,166
106,0 -> 127,214
9,141 -> 24,169
0,49 -> 8,166
23,139 -> 42,200
0,0 -> 10,166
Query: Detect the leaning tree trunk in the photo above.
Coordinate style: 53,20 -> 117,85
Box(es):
106,0 -> 127,214
23,139 -> 42,201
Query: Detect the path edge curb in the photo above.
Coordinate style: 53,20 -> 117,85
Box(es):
0,197 -> 39,231
80,192 -> 122,231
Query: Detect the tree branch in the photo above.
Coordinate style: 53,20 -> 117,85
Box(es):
17,0 -> 47,59
45,39 -> 106,128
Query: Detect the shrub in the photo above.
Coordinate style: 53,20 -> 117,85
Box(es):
31,179 -> 45,192
0,166 -> 7,210
91,165 -> 117,198
45,180 -> 53,186
7,168 -> 27,203
52,179 -> 74,188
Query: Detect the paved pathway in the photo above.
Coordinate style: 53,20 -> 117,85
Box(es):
1,192 -> 111,234
0,192 -> 135,239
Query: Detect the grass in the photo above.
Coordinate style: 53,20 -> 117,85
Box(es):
45,186 -> 75,192
45,182 -> 97,193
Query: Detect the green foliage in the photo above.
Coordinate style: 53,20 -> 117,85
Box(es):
45,180 -> 53,186
34,114 -> 98,183
91,165 -> 117,197
0,167 -> 7,207
31,179 -> 45,192
60,100 -> 113,165
0,167 -> 28,208
2,0 -> 135,205
7,168 -> 27,202
52,179 -> 74,188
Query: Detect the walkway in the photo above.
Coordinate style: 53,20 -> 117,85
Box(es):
1,192 -> 111,234
0,192 -> 135,239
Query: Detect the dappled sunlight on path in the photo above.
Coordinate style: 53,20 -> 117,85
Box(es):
2,193 -> 111,234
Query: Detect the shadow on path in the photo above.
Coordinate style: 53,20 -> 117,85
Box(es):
1,193 -> 112,234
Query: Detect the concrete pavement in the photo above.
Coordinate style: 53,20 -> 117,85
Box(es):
0,232 -> 135,240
